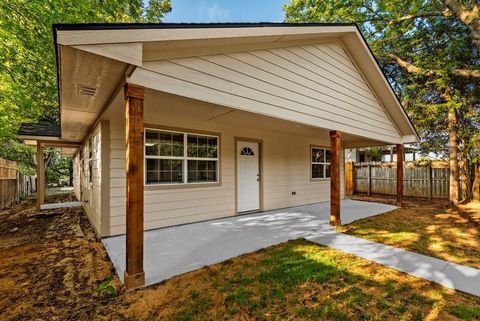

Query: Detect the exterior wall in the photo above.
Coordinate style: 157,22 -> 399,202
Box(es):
132,41 -> 402,144
105,94 -> 345,236
79,122 -> 103,235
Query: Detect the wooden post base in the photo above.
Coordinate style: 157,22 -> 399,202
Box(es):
124,270 -> 145,290
330,215 -> 341,226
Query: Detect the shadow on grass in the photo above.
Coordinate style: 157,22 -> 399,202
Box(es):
162,239 -> 479,321
340,203 -> 480,269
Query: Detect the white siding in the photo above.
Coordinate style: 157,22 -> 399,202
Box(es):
106,96 -> 345,236
131,42 -> 401,144
80,122 -> 103,234
72,153 -> 81,201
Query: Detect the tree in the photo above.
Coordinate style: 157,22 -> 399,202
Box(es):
284,0 -> 480,206
0,0 -> 171,183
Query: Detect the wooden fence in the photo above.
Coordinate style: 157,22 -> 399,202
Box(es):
0,159 -> 36,209
0,159 -> 19,209
346,161 -> 450,199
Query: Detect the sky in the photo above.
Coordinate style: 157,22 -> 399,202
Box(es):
161,0 -> 288,23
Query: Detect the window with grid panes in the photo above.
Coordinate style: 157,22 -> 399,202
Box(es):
145,129 -> 219,185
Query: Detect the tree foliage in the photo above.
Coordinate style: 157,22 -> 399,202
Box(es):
0,0 -> 171,179
284,0 -> 480,202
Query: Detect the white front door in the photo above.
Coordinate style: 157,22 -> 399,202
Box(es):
237,141 -> 260,213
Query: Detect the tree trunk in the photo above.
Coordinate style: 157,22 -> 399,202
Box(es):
473,163 -> 480,201
448,107 -> 459,207
458,146 -> 471,201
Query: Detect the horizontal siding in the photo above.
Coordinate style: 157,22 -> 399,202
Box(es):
134,41 -> 401,144
106,95 -> 345,236
80,122 -> 102,235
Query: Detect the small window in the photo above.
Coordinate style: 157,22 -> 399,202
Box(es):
240,147 -> 254,156
145,129 -> 219,185
311,147 -> 331,179
88,137 -> 93,184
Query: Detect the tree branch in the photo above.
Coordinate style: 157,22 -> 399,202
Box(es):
386,10 -> 452,25
444,0 -> 480,50
355,10 -> 452,25
389,54 -> 480,78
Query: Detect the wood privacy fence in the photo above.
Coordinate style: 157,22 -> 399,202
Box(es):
346,161 -> 450,199
0,159 -> 19,209
0,159 -> 36,209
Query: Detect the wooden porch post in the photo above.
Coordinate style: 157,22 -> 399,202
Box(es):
330,131 -> 341,226
124,83 -> 145,290
36,143 -> 44,210
396,144 -> 404,207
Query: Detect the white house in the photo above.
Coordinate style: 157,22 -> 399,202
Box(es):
19,23 -> 418,289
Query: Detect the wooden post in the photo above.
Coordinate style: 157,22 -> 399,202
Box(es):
36,143 -> 44,210
330,131 -> 341,226
396,144 -> 404,207
345,162 -> 354,196
124,83 -> 145,290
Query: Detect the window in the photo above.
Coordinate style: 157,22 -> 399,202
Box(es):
88,137 -> 93,184
311,147 -> 331,179
240,147 -> 254,156
145,128 -> 219,185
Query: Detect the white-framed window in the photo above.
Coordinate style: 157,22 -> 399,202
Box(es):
144,128 -> 219,185
311,147 -> 331,179
87,137 -> 93,184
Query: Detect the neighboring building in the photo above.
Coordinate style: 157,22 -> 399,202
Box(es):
19,23 -> 418,288
346,146 -> 418,162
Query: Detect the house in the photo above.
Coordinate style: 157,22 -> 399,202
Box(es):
18,23 -> 419,289
345,145 -> 418,163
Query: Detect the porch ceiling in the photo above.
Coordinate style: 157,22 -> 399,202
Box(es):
59,46 -> 128,142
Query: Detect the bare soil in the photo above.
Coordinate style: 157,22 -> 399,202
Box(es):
0,194 -> 120,320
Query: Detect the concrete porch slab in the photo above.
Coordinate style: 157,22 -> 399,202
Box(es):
103,199 -> 395,286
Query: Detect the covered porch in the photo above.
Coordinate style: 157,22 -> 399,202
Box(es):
52,24 -> 419,290
117,82 -> 408,289
103,199 -> 396,286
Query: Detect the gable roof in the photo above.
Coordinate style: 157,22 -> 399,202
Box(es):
51,22 -> 419,144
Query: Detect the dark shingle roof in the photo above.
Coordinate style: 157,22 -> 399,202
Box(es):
18,123 -> 60,138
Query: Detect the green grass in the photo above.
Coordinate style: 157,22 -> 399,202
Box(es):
338,204 -> 480,269
118,239 -> 480,320
451,305 -> 480,321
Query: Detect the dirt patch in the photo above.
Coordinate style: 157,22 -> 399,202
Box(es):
0,197 -> 119,321
459,201 -> 480,228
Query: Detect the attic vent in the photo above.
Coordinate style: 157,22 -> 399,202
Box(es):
78,84 -> 97,96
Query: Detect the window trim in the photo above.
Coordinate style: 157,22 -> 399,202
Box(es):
310,145 -> 331,181
144,126 -> 221,187
87,137 -> 93,186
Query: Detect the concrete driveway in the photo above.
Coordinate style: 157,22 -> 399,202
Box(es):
103,199 -> 395,286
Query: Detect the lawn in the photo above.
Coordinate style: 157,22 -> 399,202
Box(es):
113,239 -> 480,321
340,195 -> 480,269
1,197 -> 479,320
